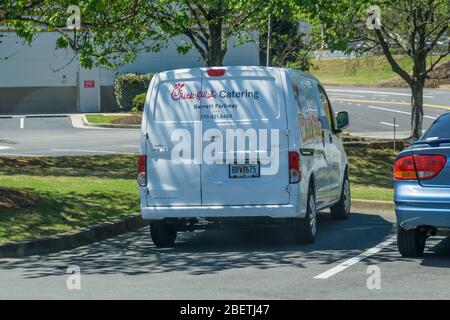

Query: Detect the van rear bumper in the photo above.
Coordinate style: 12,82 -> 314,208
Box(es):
141,204 -> 300,220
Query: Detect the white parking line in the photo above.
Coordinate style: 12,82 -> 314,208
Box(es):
51,148 -> 136,155
330,93 -> 366,98
326,88 -> 434,99
380,121 -> 399,127
20,118 -> 24,129
314,235 -> 396,279
120,145 -> 140,148
0,152 -> 40,157
368,105 -> 437,120
0,146 -> 13,150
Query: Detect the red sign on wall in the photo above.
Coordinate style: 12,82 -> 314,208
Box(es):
84,80 -> 95,88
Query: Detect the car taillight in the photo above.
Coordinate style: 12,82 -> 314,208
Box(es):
394,154 -> 447,181
393,155 -> 417,180
414,155 -> 447,180
137,155 -> 147,187
289,151 -> 301,184
207,69 -> 225,77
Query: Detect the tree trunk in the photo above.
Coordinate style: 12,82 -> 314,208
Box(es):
206,2 -> 225,67
206,21 -> 225,67
410,82 -> 424,140
410,57 -> 426,140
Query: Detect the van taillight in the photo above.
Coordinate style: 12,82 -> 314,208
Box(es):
289,151 -> 301,184
137,155 -> 147,187
394,154 -> 446,181
207,69 -> 225,77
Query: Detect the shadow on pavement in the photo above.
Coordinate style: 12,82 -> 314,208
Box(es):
0,211 -> 405,278
362,235 -> 450,269
420,237 -> 450,268
0,139 -> 18,145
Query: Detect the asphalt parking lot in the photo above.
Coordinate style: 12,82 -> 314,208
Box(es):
0,208 -> 448,299
0,87 -> 449,299
0,115 -> 139,156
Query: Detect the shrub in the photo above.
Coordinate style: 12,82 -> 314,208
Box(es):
114,73 -> 154,111
132,93 -> 147,112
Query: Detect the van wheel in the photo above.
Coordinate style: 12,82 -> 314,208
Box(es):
149,221 -> 177,247
292,187 -> 317,244
331,173 -> 351,220
397,226 -> 426,257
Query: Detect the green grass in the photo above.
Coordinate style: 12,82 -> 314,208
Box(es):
309,55 -> 450,86
0,156 -> 139,243
85,115 -> 124,124
0,148 -> 395,243
346,147 -> 396,201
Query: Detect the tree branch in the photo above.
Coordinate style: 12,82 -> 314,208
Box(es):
374,28 -> 413,86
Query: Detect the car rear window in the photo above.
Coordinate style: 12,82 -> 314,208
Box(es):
422,113 -> 450,141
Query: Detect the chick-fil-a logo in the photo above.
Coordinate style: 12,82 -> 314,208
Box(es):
171,83 -> 216,101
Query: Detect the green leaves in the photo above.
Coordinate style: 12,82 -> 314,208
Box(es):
79,55 -> 93,69
146,0 -> 283,66
176,40 -> 193,55
56,36 -> 69,49
1,0 -> 166,68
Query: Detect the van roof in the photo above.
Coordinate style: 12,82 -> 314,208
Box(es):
155,66 -> 321,84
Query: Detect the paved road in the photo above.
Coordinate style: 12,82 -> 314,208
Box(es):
0,87 -> 449,157
328,87 -> 450,138
0,115 -> 140,156
0,209 -> 448,299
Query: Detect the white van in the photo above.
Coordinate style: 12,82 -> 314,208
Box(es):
138,67 -> 351,246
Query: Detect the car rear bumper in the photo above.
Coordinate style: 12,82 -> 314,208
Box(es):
396,204 -> 450,229
141,203 -> 300,220
395,181 -> 450,230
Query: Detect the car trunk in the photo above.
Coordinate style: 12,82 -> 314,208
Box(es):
412,142 -> 450,188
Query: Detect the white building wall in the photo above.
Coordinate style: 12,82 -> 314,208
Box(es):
100,33 -> 260,85
0,31 -> 260,114
0,32 -> 78,87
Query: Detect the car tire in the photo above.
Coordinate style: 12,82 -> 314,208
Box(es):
330,172 -> 351,220
292,186 -> 317,244
149,220 -> 177,247
397,226 -> 426,257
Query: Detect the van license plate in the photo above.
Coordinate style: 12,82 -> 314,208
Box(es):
229,163 -> 260,178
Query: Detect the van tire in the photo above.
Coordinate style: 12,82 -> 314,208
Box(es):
149,221 -> 177,247
397,226 -> 426,257
292,187 -> 317,244
331,173 -> 351,220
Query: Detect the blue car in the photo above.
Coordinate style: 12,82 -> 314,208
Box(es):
394,112 -> 450,257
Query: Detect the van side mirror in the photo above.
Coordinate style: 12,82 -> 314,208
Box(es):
336,111 -> 350,131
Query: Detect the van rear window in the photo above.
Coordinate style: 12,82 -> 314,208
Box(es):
153,77 -> 281,122
200,78 -> 280,122
154,81 -> 202,122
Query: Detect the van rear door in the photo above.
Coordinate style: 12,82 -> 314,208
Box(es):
145,69 -> 202,206
200,68 -> 290,205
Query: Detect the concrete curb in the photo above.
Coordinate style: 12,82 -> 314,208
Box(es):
81,115 -> 140,129
0,214 -> 145,258
69,114 -> 140,130
344,140 -> 408,150
352,199 -> 395,212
